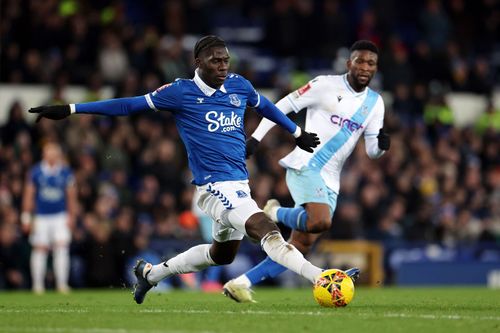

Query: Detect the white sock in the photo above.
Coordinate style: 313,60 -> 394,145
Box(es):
269,206 -> 280,222
233,274 -> 252,288
53,246 -> 70,290
31,249 -> 48,291
148,244 -> 216,284
261,231 -> 322,283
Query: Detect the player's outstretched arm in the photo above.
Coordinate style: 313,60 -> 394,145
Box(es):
29,96 -> 152,122
252,95 -> 320,155
246,96 -> 298,158
246,129 -> 320,157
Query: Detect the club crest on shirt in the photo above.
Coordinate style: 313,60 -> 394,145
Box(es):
229,94 -> 241,107
236,190 -> 248,198
361,105 -> 369,116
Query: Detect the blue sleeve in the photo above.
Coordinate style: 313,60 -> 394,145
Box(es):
75,96 -> 151,116
148,81 -> 183,111
242,78 -> 260,107
64,168 -> 75,186
254,95 -> 297,134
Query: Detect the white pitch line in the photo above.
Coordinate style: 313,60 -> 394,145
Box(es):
2,308 -> 500,322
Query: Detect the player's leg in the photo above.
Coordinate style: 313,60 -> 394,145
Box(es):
242,210 -> 323,282
223,211 -> 323,303
146,187 -> 245,281
133,184 -> 245,304
212,180 -> 324,284
225,186 -> 339,295
53,244 -> 70,293
29,216 -> 50,294
197,209 -> 224,291
265,168 -> 333,233
134,239 -> 240,304
229,230 -> 322,290
226,226 -> 359,301
267,202 -> 331,233
30,246 -> 48,294
52,213 -> 71,293
149,239 -> 240,282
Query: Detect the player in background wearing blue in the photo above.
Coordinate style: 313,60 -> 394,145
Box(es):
224,40 -> 390,302
21,142 -> 77,294
29,35 -> 346,304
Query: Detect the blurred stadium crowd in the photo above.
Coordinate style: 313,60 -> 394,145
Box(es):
1,0 -> 499,290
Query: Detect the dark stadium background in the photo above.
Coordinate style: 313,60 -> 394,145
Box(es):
0,0 -> 499,291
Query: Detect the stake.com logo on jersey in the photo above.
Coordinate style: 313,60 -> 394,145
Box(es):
330,115 -> 364,132
205,111 -> 242,133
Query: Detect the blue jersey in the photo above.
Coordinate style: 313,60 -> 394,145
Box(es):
74,70 -> 298,185
146,72 -> 260,185
30,163 -> 74,215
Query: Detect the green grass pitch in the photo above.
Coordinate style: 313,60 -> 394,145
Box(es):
1,287 -> 499,333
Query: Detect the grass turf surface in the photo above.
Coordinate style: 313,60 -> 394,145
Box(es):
0,287 -> 499,333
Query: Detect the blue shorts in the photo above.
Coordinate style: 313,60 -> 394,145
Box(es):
285,167 -> 338,214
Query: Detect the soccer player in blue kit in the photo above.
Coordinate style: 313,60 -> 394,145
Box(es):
21,142 -> 77,294
29,35 -> 335,304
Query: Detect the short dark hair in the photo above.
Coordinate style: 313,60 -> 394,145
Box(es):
350,40 -> 379,55
194,35 -> 226,58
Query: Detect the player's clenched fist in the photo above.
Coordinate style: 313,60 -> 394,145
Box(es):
377,128 -> 390,150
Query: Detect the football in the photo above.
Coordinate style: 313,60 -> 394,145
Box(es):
313,269 -> 354,307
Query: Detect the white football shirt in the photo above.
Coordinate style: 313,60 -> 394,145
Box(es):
252,74 -> 386,193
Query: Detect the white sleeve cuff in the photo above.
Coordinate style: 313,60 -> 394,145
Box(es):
292,126 -> 302,138
145,94 -> 159,111
70,104 -> 76,114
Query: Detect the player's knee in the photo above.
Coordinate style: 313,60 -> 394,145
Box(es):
210,252 -> 236,265
245,212 -> 279,241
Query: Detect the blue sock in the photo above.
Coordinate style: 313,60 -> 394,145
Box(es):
205,265 -> 223,282
276,207 -> 308,231
246,256 -> 287,285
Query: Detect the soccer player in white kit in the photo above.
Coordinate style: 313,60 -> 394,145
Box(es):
21,142 -> 77,294
224,40 -> 391,302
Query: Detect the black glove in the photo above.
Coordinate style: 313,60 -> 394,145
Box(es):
28,105 -> 71,123
245,137 -> 260,159
377,128 -> 390,150
295,130 -> 320,153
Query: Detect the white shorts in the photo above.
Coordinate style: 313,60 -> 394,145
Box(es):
30,212 -> 71,247
195,180 -> 262,242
